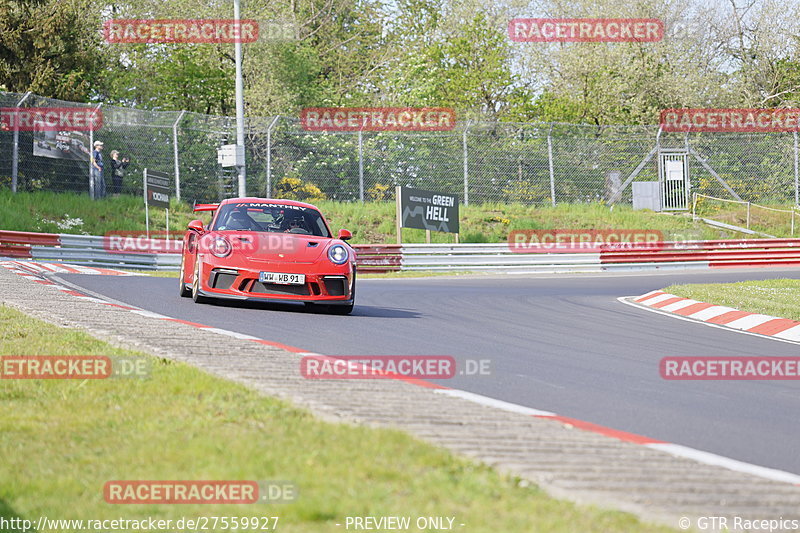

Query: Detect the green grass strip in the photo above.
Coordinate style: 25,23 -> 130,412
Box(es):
665,279 -> 800,322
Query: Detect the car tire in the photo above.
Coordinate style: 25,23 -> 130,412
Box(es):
179,254 -> 191,297
191,261 -> 209,304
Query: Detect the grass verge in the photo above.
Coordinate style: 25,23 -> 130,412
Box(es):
693,196 -> 799,238
0,304 -> 675,532
664,279 -> 800,322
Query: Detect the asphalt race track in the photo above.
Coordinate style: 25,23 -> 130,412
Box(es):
60,268 -> 800,475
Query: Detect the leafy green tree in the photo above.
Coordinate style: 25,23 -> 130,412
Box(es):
100,44 -> 235,114
380,2 -> 531,120
0,0 -> 107,100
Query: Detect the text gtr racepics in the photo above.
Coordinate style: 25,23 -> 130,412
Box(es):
179,198 -> 356,314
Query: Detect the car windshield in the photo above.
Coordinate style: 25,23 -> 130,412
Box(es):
211,202 -> 331,237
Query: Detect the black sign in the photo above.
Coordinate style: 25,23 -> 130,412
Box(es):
398,186 -> 459,233
145,169 -> 170,208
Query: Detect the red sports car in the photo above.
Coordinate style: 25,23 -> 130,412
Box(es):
179,197 -> 356,314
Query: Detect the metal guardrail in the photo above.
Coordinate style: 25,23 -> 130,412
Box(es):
3,231 -> 800,273
399,243 -> 600,272
35,234 -> 181,270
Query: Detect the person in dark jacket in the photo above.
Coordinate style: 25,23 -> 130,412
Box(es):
91,140 -> 105,199
109,150 -> 130,196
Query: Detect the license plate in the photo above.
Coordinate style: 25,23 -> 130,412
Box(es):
259,272 -> 305,285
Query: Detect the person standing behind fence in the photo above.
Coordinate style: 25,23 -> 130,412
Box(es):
109,150 -> 130,196
91,140 -> 106,199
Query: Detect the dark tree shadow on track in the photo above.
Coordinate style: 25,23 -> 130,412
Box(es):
196,298 -> 421,318
346,305 -> 421,318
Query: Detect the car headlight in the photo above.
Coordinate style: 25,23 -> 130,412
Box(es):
210,236 -> 232,258
328,244 -> 349,265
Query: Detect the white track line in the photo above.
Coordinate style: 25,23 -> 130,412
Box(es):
646,443 -> 800,485
776,326 -> 800,342
434,389 -> 556,417
435,388 -> 800,485
205,328 -> 262,341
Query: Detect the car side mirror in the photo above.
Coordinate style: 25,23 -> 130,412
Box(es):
188,219 -> 205,233
337,229 -> 352,241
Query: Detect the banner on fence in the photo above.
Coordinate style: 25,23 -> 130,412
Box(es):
33,125 -> 91,162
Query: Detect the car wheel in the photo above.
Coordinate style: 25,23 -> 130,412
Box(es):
191,261 -> 209,304
179,254 -> 191,297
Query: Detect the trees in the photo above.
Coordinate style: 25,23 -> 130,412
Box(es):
4,0 -> 800,124
0,0 -> 107,101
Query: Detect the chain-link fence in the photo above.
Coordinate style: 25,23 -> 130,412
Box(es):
2,90 -> 799,206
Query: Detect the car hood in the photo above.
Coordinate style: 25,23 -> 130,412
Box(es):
216,231 -> 333,263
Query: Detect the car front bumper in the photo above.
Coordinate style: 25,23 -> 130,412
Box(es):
196,259 -> 354,304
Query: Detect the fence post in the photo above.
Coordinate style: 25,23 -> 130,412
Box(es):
463,120 -> 470,205
548,123 -> 555,206
794,131 -> 798,206
265,115 -> 280,197
358,129 -> 364,202
10,91 -> 32,193
746,202 -> 751,229
172,110 -> 186,201
88,103 -> 102,199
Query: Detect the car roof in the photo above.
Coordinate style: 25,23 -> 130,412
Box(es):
218,197 -> 321,211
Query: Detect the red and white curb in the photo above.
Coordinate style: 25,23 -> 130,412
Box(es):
4,261 -> 800,487
0,260 -> 137,276
631,290 -> 800,344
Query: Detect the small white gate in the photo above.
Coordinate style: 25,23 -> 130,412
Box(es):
659,150 -> 690,211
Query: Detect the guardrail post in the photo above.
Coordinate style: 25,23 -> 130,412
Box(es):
463,120 -> 470,206
10,91 -> 32,193
172,110 -> 186,201
746,202 -> 751,230
548,123 -> 555,206
265,115 -> 280,197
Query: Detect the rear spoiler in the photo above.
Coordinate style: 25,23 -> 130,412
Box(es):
193,203 -> 219,212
